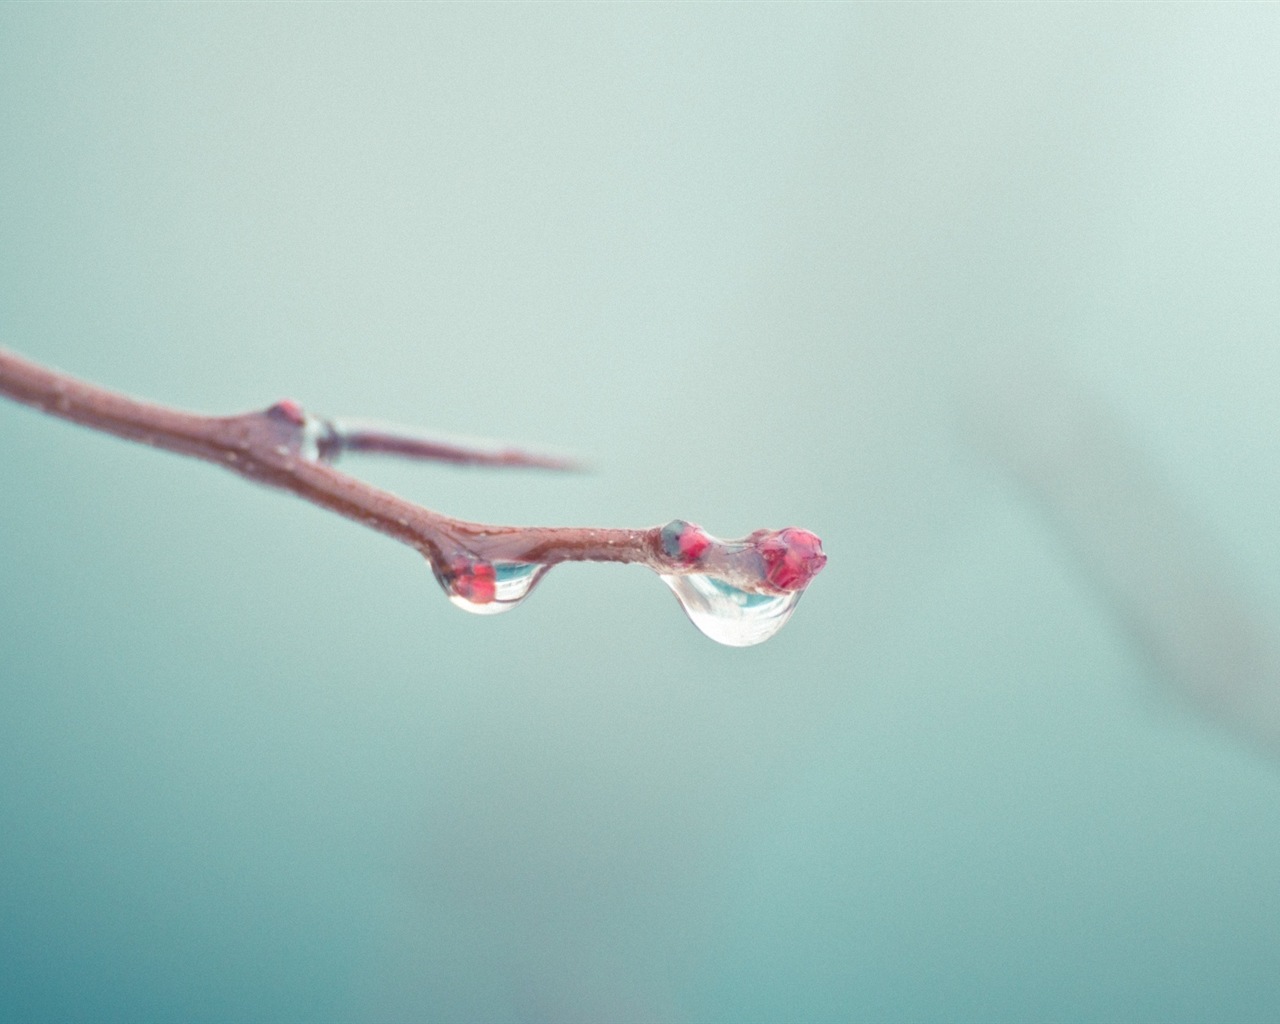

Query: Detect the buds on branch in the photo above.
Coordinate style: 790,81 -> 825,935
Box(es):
0,348 -> 826,646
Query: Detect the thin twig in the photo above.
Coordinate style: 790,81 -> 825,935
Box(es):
0,348 -> 826,603
320,417 -> 583,472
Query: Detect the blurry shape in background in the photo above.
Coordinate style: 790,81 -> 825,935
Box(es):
968,354 -> 1280,757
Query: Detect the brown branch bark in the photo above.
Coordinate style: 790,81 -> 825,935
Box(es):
0,348 -> 825,605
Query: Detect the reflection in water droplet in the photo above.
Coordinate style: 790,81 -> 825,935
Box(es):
443,560 -> 549,616
660,573 -> 803,647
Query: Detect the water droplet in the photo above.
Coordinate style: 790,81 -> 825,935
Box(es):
440,559 -> 549,616
660,572 -> 803,647
267,399 -> 307,426
297,419 -> 326,462
265,399 -> 329,461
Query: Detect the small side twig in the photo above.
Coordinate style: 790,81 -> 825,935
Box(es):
0,348 -> 825,642
318,416 -> 583,472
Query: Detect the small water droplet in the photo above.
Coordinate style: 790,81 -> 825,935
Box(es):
267,399 -> 307,426
297,417 -> 328,461
660,573 -> 803,647
439,559 -> 549,616
659,519 -> 712,563
265,399 -> 327,461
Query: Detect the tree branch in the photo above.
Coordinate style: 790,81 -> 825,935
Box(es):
0,347 -> 825,643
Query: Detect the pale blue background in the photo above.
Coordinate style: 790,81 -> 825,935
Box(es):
3,6 -> 1280,1021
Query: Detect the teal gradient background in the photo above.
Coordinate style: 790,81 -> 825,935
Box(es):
3,7 -> 1280,1021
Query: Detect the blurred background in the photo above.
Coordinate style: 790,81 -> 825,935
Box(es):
3,6 -> 1280,1021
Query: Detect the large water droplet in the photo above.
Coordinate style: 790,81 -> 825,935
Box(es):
660,573 -> 803,647
442,559 -> 549,616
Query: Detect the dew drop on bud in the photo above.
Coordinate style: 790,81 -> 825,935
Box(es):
267,399 -> 307,427
438,558 -> 549,616
266,398 -> 327,461
660,572 -> 804,647
756,527 -> 827,592
659,519 -> 712,563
